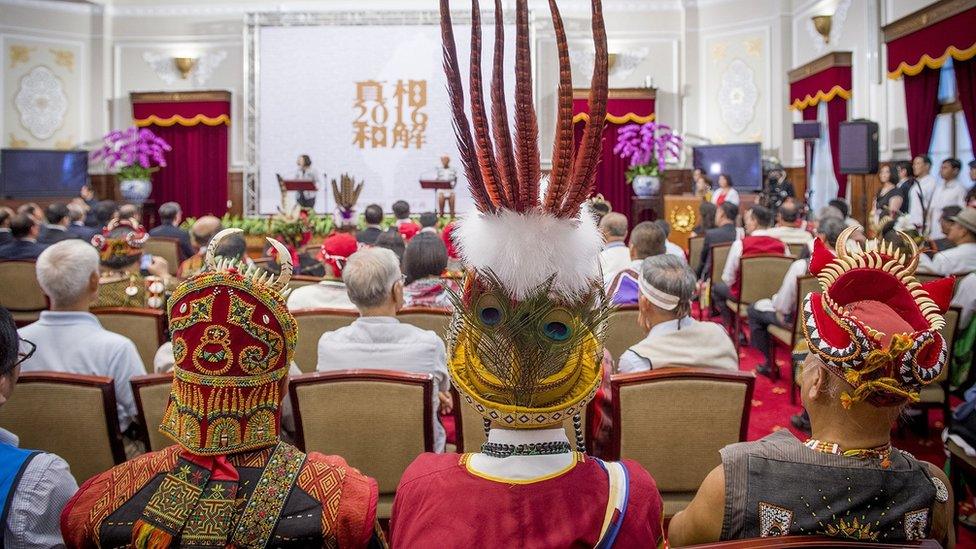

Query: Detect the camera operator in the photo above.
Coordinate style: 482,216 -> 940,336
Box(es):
762,165 -> 795,210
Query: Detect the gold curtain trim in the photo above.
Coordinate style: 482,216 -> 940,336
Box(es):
572,112 -> 655,124
789,86 -> 852,110
134,114 -> 231,127
886,42 -> 976,79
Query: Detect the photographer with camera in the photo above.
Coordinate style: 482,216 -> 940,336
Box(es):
762,163 -> 795,210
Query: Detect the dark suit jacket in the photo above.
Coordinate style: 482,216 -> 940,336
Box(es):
698,222 -> 738,279
356,226 -> 384,245
0,239 -> 47,260
67,223 -> 99,243
38,225 -> 79,245
0,231 -> 11,246
149,224 -> 195,260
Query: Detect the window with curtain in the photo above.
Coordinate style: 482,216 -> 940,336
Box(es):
929,58 -> 972,170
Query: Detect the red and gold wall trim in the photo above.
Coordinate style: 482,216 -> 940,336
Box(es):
572,87 -> 655,124
131,90 -> 231,127
883,0 -> 976,79
788,52 -> 852,110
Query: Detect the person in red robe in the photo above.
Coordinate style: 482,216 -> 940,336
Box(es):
389,1 -> 664,547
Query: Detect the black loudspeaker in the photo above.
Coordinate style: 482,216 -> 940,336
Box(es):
839,119 -> 879,174
792,121 -> 821,140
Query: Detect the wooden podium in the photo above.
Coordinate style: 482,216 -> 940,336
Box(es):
277,174 -> 317,210
663,194 -> 704,251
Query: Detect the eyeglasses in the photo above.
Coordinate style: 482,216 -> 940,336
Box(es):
14,338 -> 35,367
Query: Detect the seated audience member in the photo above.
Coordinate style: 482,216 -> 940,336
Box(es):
918,207 -> 976,275
829,198 -> 862,229
0,214 -> 46,260
598,212 -> 630,276
403,232 -> 459,309
699,202 -> 740,280
317,247 -> 450,452
177,215 -> 222,277
392,199 -> 421,241
656,219 -> 688,263
669,231 -> 954,546
148,201 -> 194,260
419,211 -> 439,234
0,307 -> 78,548
37,203 -> 78,245
710,173 -> 739,205
61,239 -> 381,547
287,231 -> 358,311
79,183 -> 99,226
0,207 -> 13,245
605,221 -> 666,305
117,203 -> 141,224
748,216 -> 845,378
618,255 -> 736,373
357,203 -> 385,245
65,202 -> 98,242
17,203 -> 42,224
374,229 -> 406,262
766,202 -> 814,245
92,200 -> 118,229
18,240 -> 145,433
931,205 -> 963,252
93,219 -> 172,308
712,205 -> 788,326
691,201 -> 717,237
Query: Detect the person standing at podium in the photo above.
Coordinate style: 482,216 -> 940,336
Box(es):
435,155 -> 457,218
294,154 -> 319,209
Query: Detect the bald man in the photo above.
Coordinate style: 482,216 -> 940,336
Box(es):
177,215 -> 222,277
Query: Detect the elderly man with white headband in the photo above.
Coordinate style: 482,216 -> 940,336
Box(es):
618,254 -> 738,372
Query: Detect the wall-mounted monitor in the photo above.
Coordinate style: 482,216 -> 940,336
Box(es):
0,149 -> 89,198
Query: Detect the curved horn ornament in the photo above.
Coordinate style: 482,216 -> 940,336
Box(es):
205,228 -> 244,270
833,225 -> 857,261
266,237 -> 293,290
896,231 -> 919,274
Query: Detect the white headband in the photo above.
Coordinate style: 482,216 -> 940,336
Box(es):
638,277 -> 682,311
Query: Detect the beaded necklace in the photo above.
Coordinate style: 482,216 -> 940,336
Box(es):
481,440 -> 572,458
804,438 -> 892,469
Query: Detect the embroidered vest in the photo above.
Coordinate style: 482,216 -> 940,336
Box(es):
0,442 -> 38,533
608,269 -> 639,305
731,235 -> 786,298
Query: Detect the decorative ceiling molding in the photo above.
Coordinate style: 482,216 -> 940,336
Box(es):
0,0 -> 99,15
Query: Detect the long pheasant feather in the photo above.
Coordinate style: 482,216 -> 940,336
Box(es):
440,0 -> 493,212
490,0 -> 518,208
513,0 -> 540,211
468,0 -> 508,209
542,0 -> 574,214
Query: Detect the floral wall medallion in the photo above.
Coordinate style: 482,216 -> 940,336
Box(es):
718,58 -> 758,135
15,66 -> 68,140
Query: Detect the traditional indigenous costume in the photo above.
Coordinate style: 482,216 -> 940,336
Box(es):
92,218 -> 167,309
331,174 -> 364,231
61,230 -> 380,548
389,1 -> 663,546
720,227 -> 954,541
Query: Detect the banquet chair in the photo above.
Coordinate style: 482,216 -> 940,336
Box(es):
398,307 -> 452,347
455,390 -> 589,454
131,373 -> 174,452
767,274 -> 820,402
0,260 -> 47,326
144,237 -> 180,276
604,305 -> 645,364
0,372 -> 125,482
291,308 -> 359,373
709,242 -> 733,286
948,438 -> 976,539
916,306 -> 961,424
607,367 -> 754,518
289,369 -> 433,519
726,254 -> 796,353
92,307 -> 166,373
288,274 -> 322,291
787,242 -> 807,258
688,235 -> 704,279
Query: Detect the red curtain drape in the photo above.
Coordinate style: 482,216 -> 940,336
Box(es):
955,58 -> 976,150
903,68 -> 942,158
886,6 -> 976,79
131,99 -> 230,219
826,98 -> 847,196
790,63 -> 850,197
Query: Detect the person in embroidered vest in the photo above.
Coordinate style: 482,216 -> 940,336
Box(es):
604,220 -> 666,305
669,227 -> 955,546
598,212 -> 630,276
91,218 -> 173,309
618,254 -> 736,373
403,232 -> 460,309
60,230 -> 381,549
0,307 -> 79,548
711,205 -> 788,328
389,1 -> 664,545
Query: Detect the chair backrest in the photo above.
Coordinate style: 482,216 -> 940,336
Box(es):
455,393 -> 588,453
604,305 -> 646,363
709,242 -> 733,283
398,307 -> 452,345
0,260 -> 46,312
791,275 -> 821,344
291,308 -> 360,373
0,373 -> 125,482
609,368 -> 754,493
288,275 -> 322,291
737,254 -> 796,305
144,237 -> 180,276
787,242 -> 807,258
131,373 -> 174,452
913,272 -> 944,285
682,535 -> 941,548
91,307 -> 166,373
688,235 -> 704,275
289,370 -> 433,494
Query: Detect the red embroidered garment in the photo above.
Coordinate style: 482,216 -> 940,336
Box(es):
731,235 -> 788,298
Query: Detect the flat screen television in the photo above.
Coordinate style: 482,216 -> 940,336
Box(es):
692,143 -> 762,191
0,149 -> 88,198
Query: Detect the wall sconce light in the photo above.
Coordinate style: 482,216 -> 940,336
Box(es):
811,15 -> 832,44
173,57 -> 196,79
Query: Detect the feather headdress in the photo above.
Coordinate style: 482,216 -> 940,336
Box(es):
331,174 -> 364,228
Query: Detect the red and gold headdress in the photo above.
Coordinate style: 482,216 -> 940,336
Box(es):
801,226 -> 954,407
91,218 -> 148,266
441,0 -> 610,443
159,228 -> 297,455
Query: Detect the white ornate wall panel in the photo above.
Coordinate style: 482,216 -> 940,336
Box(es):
701,27 -> 771,147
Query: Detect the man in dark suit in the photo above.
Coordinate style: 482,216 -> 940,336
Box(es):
148,201 -> 194,260
66,202 -> 99,242
0,214 -> 47,260
38,203 -> 80,245
697,201 -> 739,280
0,207 -> 13,246
356,203 -> 386,245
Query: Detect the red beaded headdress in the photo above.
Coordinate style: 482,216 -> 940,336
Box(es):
91,218 -> 148,265
159,228 -> 297,455
801,226 -> 954,407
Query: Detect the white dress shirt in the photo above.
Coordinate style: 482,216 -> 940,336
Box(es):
924,178 -> 967,239
770,258 -> 810,317
617,317 -> 694,373
764,225 -> 814,246
317,316 -> 450,452
286,280 -> 356,311
710,188 -> 740,205
917,242 -> 976,275
664,240 -> 687,263
952,273 -> 976,330
721,229 -> 788,287
18,311 -> 145,430
599,241 -> 630,277
908,174 -> 937,230
0,428 -> 77,549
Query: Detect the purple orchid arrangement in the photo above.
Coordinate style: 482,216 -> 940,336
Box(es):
91,127 -> 171,180
613,121 -> 683,182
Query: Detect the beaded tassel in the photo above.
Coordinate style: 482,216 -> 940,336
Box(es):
573,414 -> 586,454
483,417 -> 491,438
